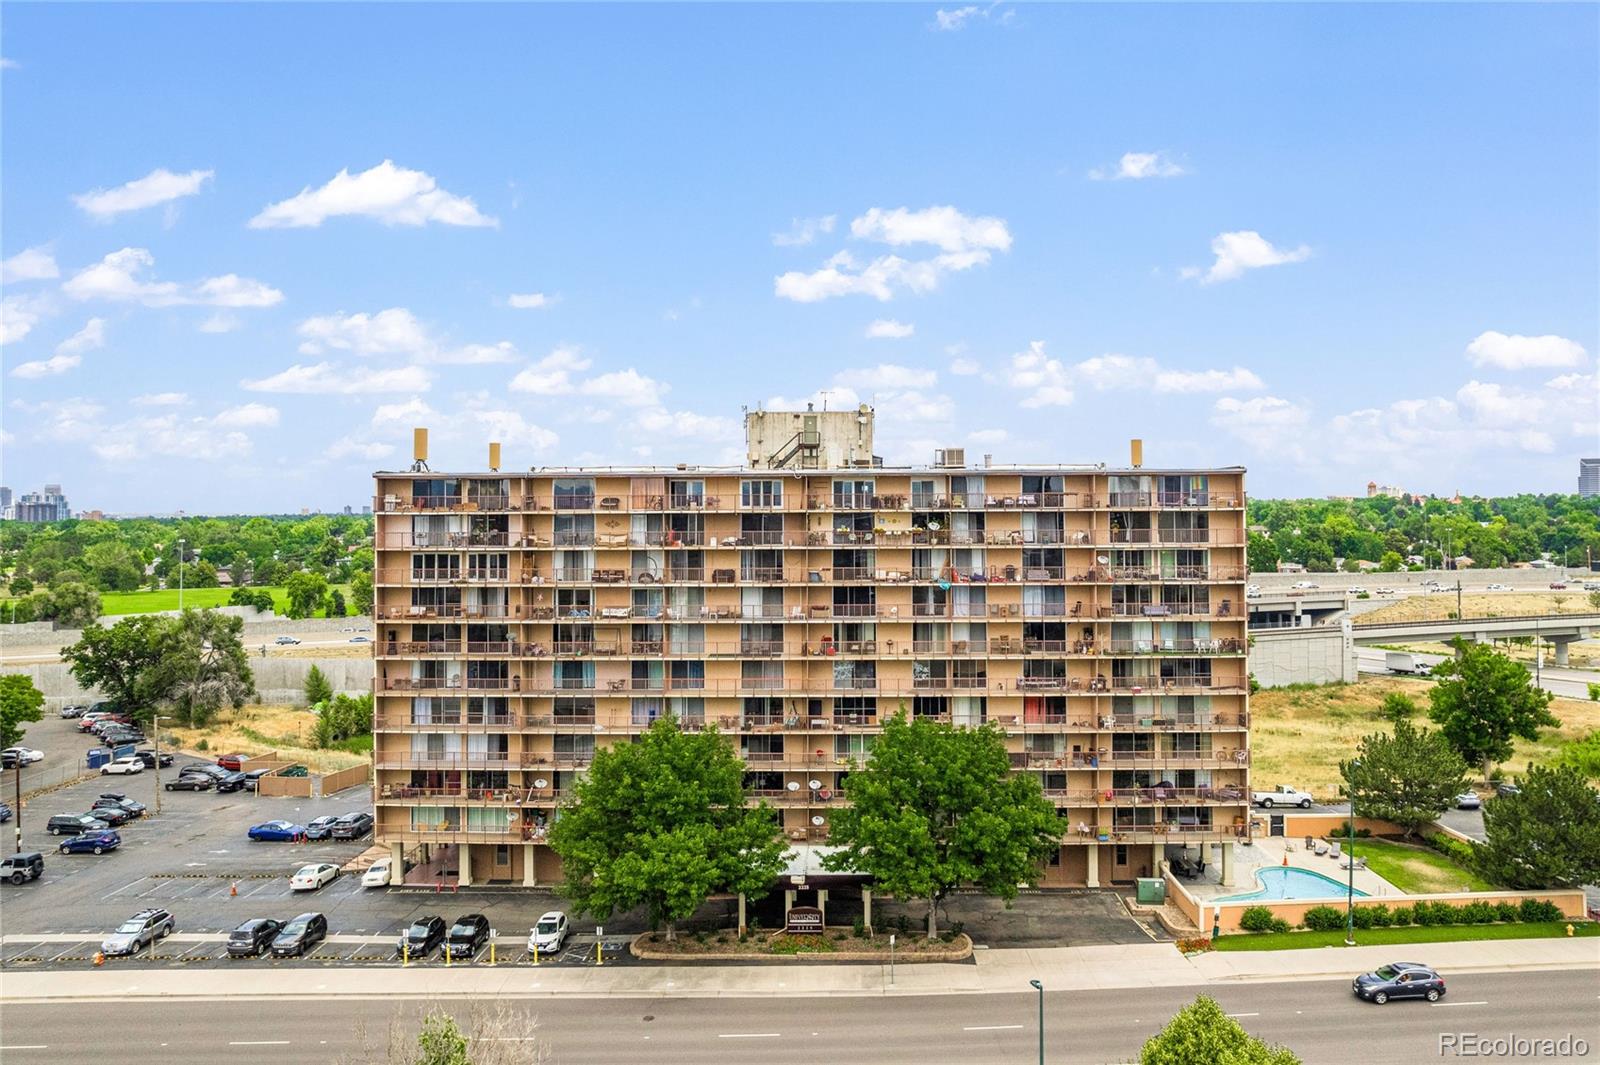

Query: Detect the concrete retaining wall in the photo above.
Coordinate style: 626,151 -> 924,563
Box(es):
1249,622 -> 1358,688
11,655 -> 372,710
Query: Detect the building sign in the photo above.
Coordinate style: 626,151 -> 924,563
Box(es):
784,906 -> 824,935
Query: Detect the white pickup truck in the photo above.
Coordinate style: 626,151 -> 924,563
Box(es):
1252,784 -> 1314,809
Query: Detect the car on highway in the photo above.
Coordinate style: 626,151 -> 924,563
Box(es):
47,813 -> 110,836
529,911 -> 569,954
271,912 -> 329,958
135,749 -> 174,769
290,863 -> 341,891
1584,581 -> 1600,592
1,852 -> 44,884
361,858 -> 392,888
100,756 -> 145,776
1454,792 -> 1482,810
1352,961 -> 1446,1004
164,774 -> 214,792
102,908 -> 175,956
59,830 -> 122,855
445,914 -> 492,959
248,820 -> 307,842
331,811 -> 375,840
1549,582 -> 1568,590
1346,586 -> 1367,596
303,815 -> 343,841
2,746 -> 44,765
1291,580 -> 1319,589
1485,583 -> 1511,591
274,635 -> 301,645
95,793 -> 147,817
399,915 -> 447,958
226,918 -> 284,958
349,635 -> 371,643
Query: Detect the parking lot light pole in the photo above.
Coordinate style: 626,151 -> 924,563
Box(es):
1030,979 -> 1044,1065
13,760 -> 21,854
152,715 -> 170,816
177,538 -> 186,613
1345,759 -> 1360,947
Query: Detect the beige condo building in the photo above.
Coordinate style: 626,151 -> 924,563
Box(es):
371,407 -> 1251,893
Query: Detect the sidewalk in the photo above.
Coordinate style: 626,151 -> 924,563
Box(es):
2,938 -> 1594,1003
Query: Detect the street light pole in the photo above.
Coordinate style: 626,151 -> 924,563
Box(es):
152,715 -> 168,816
1345,759 -> 1360,947
177,538 -> 187,613
1029,979 -> 1044,1065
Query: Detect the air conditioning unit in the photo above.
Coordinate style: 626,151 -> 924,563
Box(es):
935,447 -> 966,468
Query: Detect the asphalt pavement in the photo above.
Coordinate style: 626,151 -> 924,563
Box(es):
1354,646 -> 1597,700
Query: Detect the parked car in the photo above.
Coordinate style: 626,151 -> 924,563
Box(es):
242,768 -> 273,791
1495,782 -> 1522,798
399,915 -> 447,958
59,704 -> 89,718
83,804 -> 133,826
446,914 -> 492,960
1,852 -> 44,884
0,751 -> 18,769
1353,962 -> 1446,1004
100,730 -> 146,748
330,812 -> 375,840
226,918 -> 283,958
1252,785 -> 1314,809
529,911 -> 568,954
303,815 -> 343,841
59,830 -> 121,855
290,863 -> 340,891
165,774 -> 214,792
274,635 -> 301,646
135,749 -> 174,769
0,801 -> 12,823
248,820 -> 307,842
95,793 -> 147,816
102,908 -> 175,956
1,747 -> 44,765
180,763 -> 229,781
1454,792 -> 1482,810
271,912 -> 329,958
100,756 -> 145,776
214,770 -> 248,793
216,753 -> 249,772
361,858 -> 393,888
77,712 -> 114,731
48,813 -> 109,836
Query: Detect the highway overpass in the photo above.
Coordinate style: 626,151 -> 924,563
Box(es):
1351,612 -> 1600,665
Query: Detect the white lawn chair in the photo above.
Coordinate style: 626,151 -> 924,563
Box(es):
1313,839 -> 1330,856
1328,842 -> 1342,860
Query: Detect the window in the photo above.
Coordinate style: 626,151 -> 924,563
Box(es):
553,478 -> 595,509
910,479 -> 938,509
741,480 -> 782,508
832,479 -> 875,509
668,479 -> 705,508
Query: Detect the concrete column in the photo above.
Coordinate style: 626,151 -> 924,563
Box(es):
1550,637 -> 1573,667
1085,844 -> 1100,888
389,841 -> 404,886
1219,841 -> 1235,887
1151,843 -> 1162,878
784,888 -> 796,922
818,888 -> 829,929
458,845 -> 473,888
862,887 -> 873,935
737,893 -> 747,935
522,844 -> 536,887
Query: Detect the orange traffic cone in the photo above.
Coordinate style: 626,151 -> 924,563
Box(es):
230,881 -> 238,897
1282,853 -> 1289,867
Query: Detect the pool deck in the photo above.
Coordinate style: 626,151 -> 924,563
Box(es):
1186,836 -> 1401,901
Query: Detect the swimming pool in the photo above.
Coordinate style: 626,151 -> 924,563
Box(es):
1216,866 -> 1369,902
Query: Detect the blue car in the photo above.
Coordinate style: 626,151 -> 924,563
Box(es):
59,830 -> 121,855
0,802 -> 12,824
247,820 -> 306,842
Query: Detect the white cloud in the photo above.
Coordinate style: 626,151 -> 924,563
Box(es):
579,368 -> 666,407
63,248 -> 283,307
298,307 -> 431,357
865,319 -> 915,339
1004,341 -> 1074,407
0,294 -> 47,345
1088,151 -> 1187,181
507,292 -> 555,309
212,402 -> 280,428
465,409 -> 559,451
1072,353 -> 1154,391
17,396 -> 268,463
1465,331 -> 1587,370
372,398 -> 437,427
933,5 -> 1012,30
850,205 -> 1012,255
509,346 -> 591,394
327,436 -> 397,461
777,206 -> 1012,303
133,392 -> 189,407
438,341 -> 517,365
1154,366 -> 1265,393
772,215 -> 837,247
56,317 -> 106,357
1184,231 -> 1311,285
1210,395 -> 1311,452
949,356 -> 979,375
249,160 -> 497,229
1,246 -> 58,284
876,390 -> 954,422
10,353 -> 80,378
764,387 -> 863,412
634,407 -> 742,443
968,428 -> 1008,444
834,364 -> 938,391
241,362 -> 432,394
198,312 -> 240,334
0,58 -> 17,70
72,168 -> 213,220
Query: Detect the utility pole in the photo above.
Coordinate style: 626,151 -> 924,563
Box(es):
152,715 -> 167,816
177,538 -> 187,612
13,761 -> 21,855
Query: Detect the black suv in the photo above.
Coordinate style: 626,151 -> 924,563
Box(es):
445,914 -> 491,959
331,812 -> 375,840
96,793 -> 147,816
48,813 -> 109,836
85,804 -> 133,826
271,912 -> 329,958
1353,962 -> 1447,1004
1,852 -> 44,884
227,918 -> 283,958
135,749 -> 174,769
399,915 -> 447,958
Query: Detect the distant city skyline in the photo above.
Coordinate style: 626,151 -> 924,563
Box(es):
1,4 -> 1595,511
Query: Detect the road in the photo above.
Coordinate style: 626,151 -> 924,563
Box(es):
0,634 -> 367,666
1355,646 -> 1597,700
2,970 -> 1596,1063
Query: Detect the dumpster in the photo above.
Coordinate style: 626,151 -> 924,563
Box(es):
1136,877 -> 1167,905
112,744 -> 137,760
86,748 -> 110,770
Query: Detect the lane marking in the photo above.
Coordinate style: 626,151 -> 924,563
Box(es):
228,1040 -> 291,1045
1226,1012 -> 1260,1018
964,1024 -> 1025,1031
0,1047 -> 49,1052
718,1033 -> 782,1039
1435,1001 -> 1488,1007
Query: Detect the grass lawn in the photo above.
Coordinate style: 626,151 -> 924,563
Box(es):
1358,590 -> 1598,625
1213,921 -> 1598,952
97,584 -> 354,618
1346,837 -> 1493,894
1250,677 -> 1600,800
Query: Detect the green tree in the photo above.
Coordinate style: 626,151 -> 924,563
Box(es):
549,716 -> 788,941
0,674 -> 46,749
8,575 -> 34,597
228,587 -> 275,613
1477,765 -> 1600,889
1378,550 -> 1404,572
327,589 -> 347,617
82,540 -> 145,591
186,559 -> 220,588
823,713 -> 1061,938
1140,995 -> 1301,1065
1428,639 -> 1559,776
159,610 -> 257,727
304,664 -> 334,707
414,1010 -> 471,1065
62,615 -> 175,722
1379,692 -> 1417,724
350,570 -> 374,617
1588,590 -> 1600,611
284,570 -> 328,619
1245,531 -> 1279,574
1341,719 -> 1469,838
37,581 -> 102,628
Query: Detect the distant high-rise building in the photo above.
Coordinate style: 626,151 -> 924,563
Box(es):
10,484 -> 70,523
1581,458 -> 1600,499
1366,480 -> 1405,499
0,486 -> 11,517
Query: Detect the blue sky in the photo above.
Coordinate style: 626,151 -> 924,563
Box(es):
2,3 -> 1596,514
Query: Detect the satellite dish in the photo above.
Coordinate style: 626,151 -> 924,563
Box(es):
506,811 -> 517,822
786,781 -> 800,791
533,779 -> 549,789
811,815 -> 826,826
1097,556 -> 1109,565
808,779 -> 822,790
927,520 -> 941,530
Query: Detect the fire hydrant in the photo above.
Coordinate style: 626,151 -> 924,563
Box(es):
1566,923 -> 1575,937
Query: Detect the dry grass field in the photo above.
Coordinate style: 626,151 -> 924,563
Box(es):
165,703 -> 367,772
1357,590 -> 1596,624
1249,676 -> 1599,801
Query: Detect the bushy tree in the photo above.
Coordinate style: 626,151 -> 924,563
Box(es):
1141,995 -> 1301,1065
823,713 -> 1062,937
1478,765 -> 1600,889
160,609 -> 256,727
414,1011 -> 470,1065
315,693 -> 372,747
186,560 -> 220,588
1378,551 -> 1404,572
1429,639 -> 1559,776
284,570 -> 328,619
549,716 -> 788,940
228,587 -> 275,613
62,615 -> 175,721
1379,692 -> 1417,724
327,589 -> 347,617
1246,531 -> 1279,574
350,570 -> 374,617
36,581 -> 102,628
1341,719 -> 1469,838
0,674 -> 46,749
304,664 -> 334,706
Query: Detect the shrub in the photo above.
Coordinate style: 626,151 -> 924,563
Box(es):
694,930 -> 709,945
894,914 -> 911,935
769,933 -> 834,955
1588,683 -> 1600,702
1412,901 -> 1440,926
1389,905 -> 1413,926
1458,901 -> 1496,924
1494,902 -> 1520,923
1424,832 -> 1480,869
1367,904 -> 1394,928
1239,906 -> 1280,932
1520,898 -> 1563,923
949,920 -> 964,937
1351,906 -> 1379,930
1175,936 -> 1212,954
1335,821 -> 1372,839
194,738 -> 209,751
1300,905 -> 1344,932
852,916 -> 867,938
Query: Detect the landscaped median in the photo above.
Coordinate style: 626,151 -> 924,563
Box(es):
632,929 -> 972,963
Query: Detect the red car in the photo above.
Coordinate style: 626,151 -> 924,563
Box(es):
216,753 -> 248,772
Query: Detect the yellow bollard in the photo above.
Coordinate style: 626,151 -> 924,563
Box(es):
490,938 -> 496,966
403,941 -> 410,967
532,939 -> 539,966
595,939 -> 603,966
446,943 -> 452,967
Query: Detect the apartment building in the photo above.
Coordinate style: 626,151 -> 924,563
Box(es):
371,417 -> 1250,893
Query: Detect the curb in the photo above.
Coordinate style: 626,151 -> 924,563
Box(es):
629,932 -> 973,964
